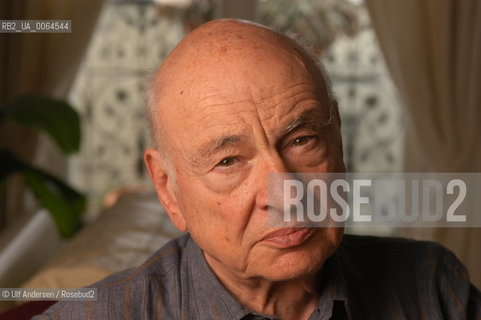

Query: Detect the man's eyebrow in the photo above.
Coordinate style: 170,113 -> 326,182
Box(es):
189,135 -> 246,167
282,106 -> 333,136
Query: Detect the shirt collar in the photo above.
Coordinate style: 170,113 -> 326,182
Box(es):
186,234 -> 351,320
186,236 -> 249,319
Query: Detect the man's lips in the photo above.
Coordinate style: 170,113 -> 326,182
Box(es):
260,227 -> 314,248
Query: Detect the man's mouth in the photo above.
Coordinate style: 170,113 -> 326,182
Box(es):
260,227 -> 314,248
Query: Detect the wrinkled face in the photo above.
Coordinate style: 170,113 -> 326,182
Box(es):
146,25 -> 345,282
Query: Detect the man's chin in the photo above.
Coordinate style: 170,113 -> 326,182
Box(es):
253,248 -> 329,282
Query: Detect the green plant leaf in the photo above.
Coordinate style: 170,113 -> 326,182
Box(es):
0,149 -> 28,180
9,95 -> 81,154
0,149 -> 85,238
24,168 -> 85,238
1,95 -> 85,237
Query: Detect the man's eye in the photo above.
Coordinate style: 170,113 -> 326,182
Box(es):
291,136 -> 316,147
217,157 -> 239,167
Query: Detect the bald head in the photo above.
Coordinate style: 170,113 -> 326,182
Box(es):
145,19 -> 334,153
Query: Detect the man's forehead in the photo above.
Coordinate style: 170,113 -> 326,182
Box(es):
183,90 -> 328,146
156,46 -> 320,120
166,80 -> 325,133
149,19 -> 330,154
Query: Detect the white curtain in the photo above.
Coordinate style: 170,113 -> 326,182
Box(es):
365,0 -> 481,288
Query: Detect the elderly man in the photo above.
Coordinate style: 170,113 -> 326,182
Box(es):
35,19 -> 480,320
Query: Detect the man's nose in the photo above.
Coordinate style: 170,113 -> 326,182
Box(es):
254,153 -> 294,212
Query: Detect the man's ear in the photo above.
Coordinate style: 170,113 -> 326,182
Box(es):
144,148 -> 187,232
331,100 -> 341,129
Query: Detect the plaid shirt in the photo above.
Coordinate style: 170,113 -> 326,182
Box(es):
34,234 -> 481,319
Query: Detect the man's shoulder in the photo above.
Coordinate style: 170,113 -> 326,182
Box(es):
340,234 -> 469,283
96,233 -> 190,288
341,234 -> 458,262
33,234 -> 192,320
339,234 -> 478,319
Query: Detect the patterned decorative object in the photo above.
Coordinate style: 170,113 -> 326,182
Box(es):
69,3 -> 186,219
320,7 -> 403,236
257,0 -> 361,52
321,8 -> 403,173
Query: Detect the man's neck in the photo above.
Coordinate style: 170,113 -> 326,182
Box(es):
204,253 -> 321,320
